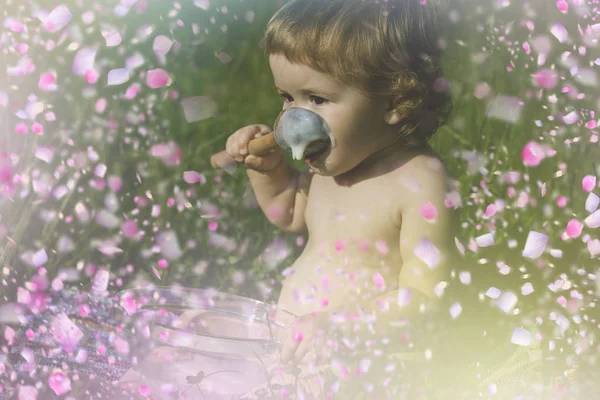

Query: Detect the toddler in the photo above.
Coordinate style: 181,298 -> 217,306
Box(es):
227,0 -> 460,398
119,0 -> 462,398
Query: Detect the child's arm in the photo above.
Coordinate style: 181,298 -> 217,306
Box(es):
247,163 -> 313,233
331,164 -> 458,340
225,124 -> 313,233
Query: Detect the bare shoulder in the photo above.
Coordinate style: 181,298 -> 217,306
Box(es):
390,150 -> 456,227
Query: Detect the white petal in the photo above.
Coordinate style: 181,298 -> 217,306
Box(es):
181,96 -> 217,123
414,238 -> 440,269
511,327 -> 532,346
153,35 -> 174,56
585,193 -> 599,213
475,233 -> 495,247
584,210 -> 600,228
522,231 -> 548,259
107,68 -> 130,85
495,291 -> 518,314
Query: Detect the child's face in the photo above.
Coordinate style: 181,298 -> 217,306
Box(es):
269,54 -> 399,177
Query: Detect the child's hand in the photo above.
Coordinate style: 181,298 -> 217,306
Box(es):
225,124 -> 283,172
280,311 -> 332,365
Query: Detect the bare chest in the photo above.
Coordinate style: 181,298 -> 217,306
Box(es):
304,174 -> 401,246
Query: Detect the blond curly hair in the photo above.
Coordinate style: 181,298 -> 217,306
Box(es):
264,0 -> 453,144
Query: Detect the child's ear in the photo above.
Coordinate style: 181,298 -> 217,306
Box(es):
383,100 -> 404,125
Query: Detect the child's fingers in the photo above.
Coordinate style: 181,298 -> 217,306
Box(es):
280,339 -> 299,364
293,342 -> 311,364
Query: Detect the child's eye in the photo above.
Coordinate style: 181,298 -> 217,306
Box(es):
310,96 -> 327,105
280,94 -> 293,103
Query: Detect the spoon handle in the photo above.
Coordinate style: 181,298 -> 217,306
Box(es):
210,131 -> 277,170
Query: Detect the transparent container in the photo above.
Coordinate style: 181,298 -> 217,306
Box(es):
116,286 -> 297,399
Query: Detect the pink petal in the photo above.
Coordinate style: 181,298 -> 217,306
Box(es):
550,23 -> 568,43
414,238 -> 440,269
566,219 -> 583,238
582,175 -> 597,192
373,272 -> 385,289
103,31 -> 122,47
48,371 -> 72,396
522,231 -> 548,259
534,68 -> 558,89
38,71 -> 57,92
0,157 -> 13,184
556,0 -> 568,12
419,201 -> 438,221
44,5 -> 73,32
85,69 -> 99,84
121,220 -> 139,239
563,111 -> 579,125
18,386 -> 38,400
151,142 -> 181,166
521,141 -> 545,167
91,269 -> 109,296
146,68 -> 171,89
72,48 -> 97,76
183,171 -> 205,184
50,314 -> 84,351
153,35 -> 174,56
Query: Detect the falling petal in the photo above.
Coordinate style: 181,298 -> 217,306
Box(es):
51,314 -> 84,351
533,68 -> 558,89
584,210 -> 600,228
419,202 -> 438,222
32,249 -> 48,267
475,233 -> 494,247
103,31 -> 123,47
550,23 -> 568,43
48,370 -> 72,396
511,327 -> 532,346
181,96 -> 218,122
562,111 -> 579,125
449,303 -> 462,319
414,238 -> 440,269
146,68 -> 171,88
521,142 -> 545,167
183,171 -> 206,184
582,175 -> 597,192
522,231 -> 548,259
107,68 -> 130,86
495,292 -> 518,314
156,230 -> 183,260
72,47 -> 97,76
565,219 -> 583,238
44,5 -> 73,32
91,269 -> 109,295
487,95 -> 522,123
153,35 -> 174,56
